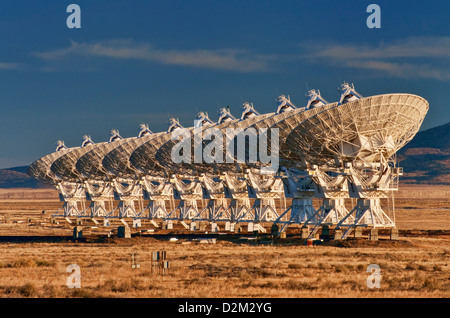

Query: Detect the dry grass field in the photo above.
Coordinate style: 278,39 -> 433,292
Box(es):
0,185 -> 448,298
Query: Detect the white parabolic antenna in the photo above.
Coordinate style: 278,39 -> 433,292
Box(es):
284,93 -> 428,167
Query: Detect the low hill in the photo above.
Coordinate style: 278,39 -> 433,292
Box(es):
0,166 -> 51,189
398,122 -> 450,185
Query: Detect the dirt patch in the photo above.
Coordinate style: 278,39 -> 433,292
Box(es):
323,238 -> 416,248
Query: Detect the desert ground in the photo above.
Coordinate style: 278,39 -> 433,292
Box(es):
0,185 -> 448,298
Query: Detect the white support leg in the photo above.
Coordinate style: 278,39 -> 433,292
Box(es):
205,198 -> 229,221
321,198 -> 353,224
252,198 -> 279,222
178,199 -> 199,220
148,199 -> 169,219
289,198 -> 317,224
339,198 -> 395,239
89,200 -> 108,218
118,199 -> 138,218
64,201 -> 81,217
230,198 -> 253,222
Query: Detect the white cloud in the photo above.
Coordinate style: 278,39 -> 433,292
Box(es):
348,60 -> 450,81
298,36 -> 450,81
33,39 -> 270,73
304,36 -> 450,59
0,62 -> 23,70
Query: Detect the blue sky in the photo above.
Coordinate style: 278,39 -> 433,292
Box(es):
0,0 -> 449,168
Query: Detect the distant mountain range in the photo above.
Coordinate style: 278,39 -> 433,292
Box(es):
0,166 -> 51,189
398,122 -> 450,185
0,122 -> 448,188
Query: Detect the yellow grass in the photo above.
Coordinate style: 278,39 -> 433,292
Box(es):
0,185 -> 448,298
0,238 -> 448,298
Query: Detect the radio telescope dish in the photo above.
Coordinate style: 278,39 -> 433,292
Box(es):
264,102 -> 338,169
102,131 -> 166,179
230,93 -> 334,170
284,93 -> 429,167
199,103 -> 275,174
27,141 -> 76,184
130,118 -> 192,176
154,111 -> 217,175
50,135 -> 105,182
76,127 -> 147,180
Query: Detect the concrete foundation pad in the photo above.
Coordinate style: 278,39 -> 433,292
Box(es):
369,228 -> 379,241
334,229 -> 343,240
390,228 -> 399,240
